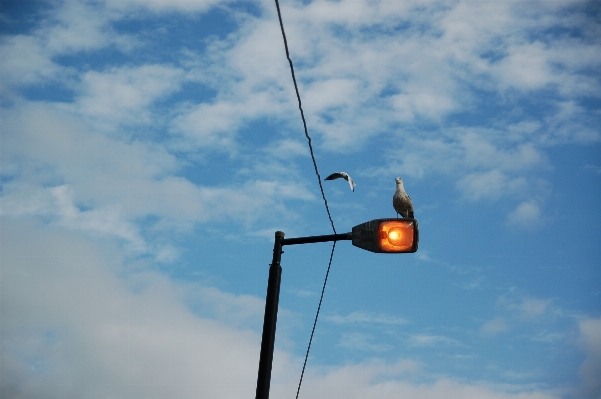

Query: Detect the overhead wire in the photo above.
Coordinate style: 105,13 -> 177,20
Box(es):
272,0 -> 337,398
274,0 -> 336,235
295,241 -> 336,399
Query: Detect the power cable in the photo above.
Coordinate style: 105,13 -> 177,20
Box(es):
295,241 -> 336,399
274,0 -> 336,235
273,1 -> 337,397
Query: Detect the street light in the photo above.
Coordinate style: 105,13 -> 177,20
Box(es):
255,218 -> 419,399
352,218 -> 418,253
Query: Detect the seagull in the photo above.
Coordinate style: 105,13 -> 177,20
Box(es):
325,172 -> 356,192
392,177 -> 414,218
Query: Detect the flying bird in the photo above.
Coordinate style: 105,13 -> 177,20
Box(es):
325,172 -> 356,192
392,177 -> 414,218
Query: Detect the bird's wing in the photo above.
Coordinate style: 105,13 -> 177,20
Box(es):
325,172 -> 355,191
346,175 -> 356,191
325,172 -> 345,181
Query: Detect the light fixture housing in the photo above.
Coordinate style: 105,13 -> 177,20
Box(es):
351,218 -> 419,253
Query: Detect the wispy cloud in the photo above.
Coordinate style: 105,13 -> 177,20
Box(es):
506,200 -> 543,229
407,334 -> 465,348
338,332 -> 393,352
481,291 -> 558,337
578,317 -> 601,398
481,317 -> 510,337
497,293 -> 551,319
326,311 -> 408,326
1,98 -> 316,254
75,65 -> 186,128
0,221 -> 262,398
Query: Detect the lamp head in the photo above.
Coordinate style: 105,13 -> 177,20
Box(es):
351,218 -> 418,253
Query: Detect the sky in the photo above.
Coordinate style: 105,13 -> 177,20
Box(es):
1,0 -> 600,398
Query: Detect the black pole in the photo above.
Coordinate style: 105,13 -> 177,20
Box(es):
254,231 -> 352,399
253,220 -> 416,397
255,231 -> 284,399
282,232 -> 352,246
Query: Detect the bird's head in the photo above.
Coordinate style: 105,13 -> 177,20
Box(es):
395,177 -> 403,184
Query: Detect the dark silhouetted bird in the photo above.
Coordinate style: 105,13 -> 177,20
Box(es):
392,177 -> 414,218
324,172 -> 356,191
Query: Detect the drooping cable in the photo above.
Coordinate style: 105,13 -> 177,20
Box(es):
273,1 -> 337,397
274,0 -> 336,235
295,241 -> 335,399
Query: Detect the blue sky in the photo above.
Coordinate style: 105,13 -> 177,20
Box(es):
1,0 -> 600,398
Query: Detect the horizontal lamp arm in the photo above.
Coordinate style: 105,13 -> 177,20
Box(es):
282,232 -> 352,246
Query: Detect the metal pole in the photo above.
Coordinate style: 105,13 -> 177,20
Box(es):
254,231 -> 351,399
282,232 -> 352,246
255,231 -> 284,399
253,221 -> 414,397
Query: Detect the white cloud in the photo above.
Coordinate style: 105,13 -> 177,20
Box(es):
0,0 -> 136,93
498,293 -> 551,319
1,101 -> 316,251
326,311 -> 408,326
578,317 -> 601,399
42,0 -> 121,54
407,334 -> 464,348
49,184 -> 147,252
170,97 -> 270,151
295,0 -> 415,27
184,285 -> 265,329
0,35 -> 64,88
266,139 -> 309,159
584,164 -> 601,175
275,372 -> 560,399
458,276 -> 485,291
379,129 -> 550,210
458,170 -> 528,201
293,288 -> 316,298
0,220 -> 262,399
495,41 -> 555,90
481,317 -> 509,336
507,201 -> 543,228
481,293 -> 554,337
541,101 -> 601,145
383,128 -> 550,176
460,136 -> 547,173
339,332 -> 393,352
104,0 -> 233,13
75,65 -> 186,128
531,331 -> 564,343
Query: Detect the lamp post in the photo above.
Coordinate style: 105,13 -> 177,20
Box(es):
254,218 -> 419,399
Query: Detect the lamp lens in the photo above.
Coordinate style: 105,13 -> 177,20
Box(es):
387,227 -> 404,246
378,220 -> 414,252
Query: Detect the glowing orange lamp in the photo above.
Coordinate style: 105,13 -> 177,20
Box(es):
352,218 -> 418,253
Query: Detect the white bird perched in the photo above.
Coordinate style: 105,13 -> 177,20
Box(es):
324,172 -> 356,191
392,177 -> 414,218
